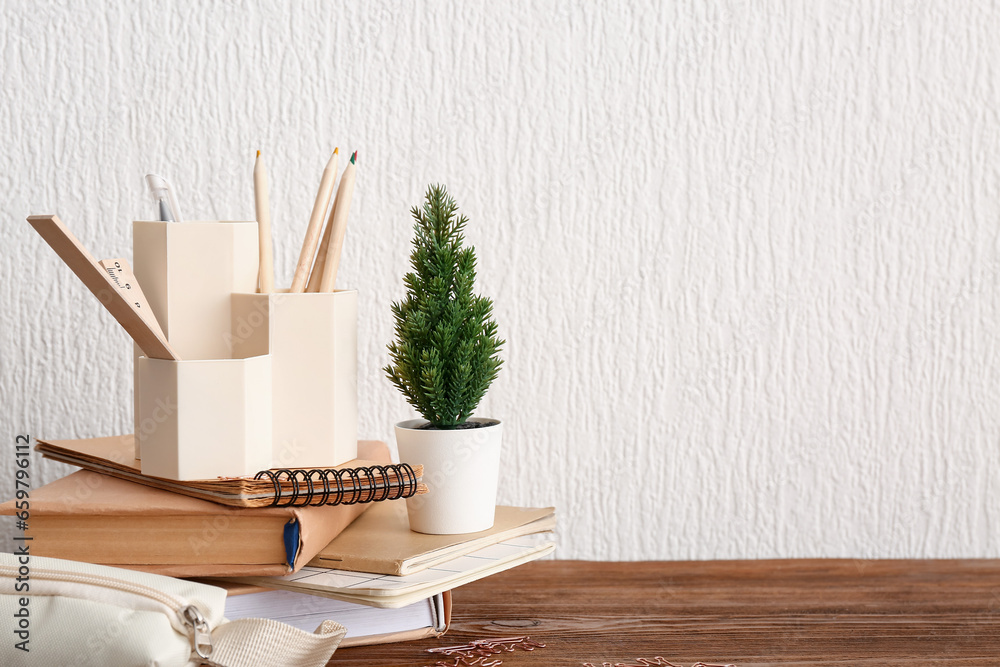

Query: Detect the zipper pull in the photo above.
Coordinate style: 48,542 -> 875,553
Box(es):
181,604 -> 214,660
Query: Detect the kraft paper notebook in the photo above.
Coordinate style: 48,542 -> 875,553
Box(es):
308,499 -> 556,575
221,534 -> 556,609
34,435 -> 425,508
219,583 -> 452,648
0,441 -> 393,578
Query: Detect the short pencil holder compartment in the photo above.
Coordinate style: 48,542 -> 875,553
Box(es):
230,290 -> 358,468
136,353 -> 272,481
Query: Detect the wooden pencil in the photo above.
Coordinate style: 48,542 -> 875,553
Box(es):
318,151 -> 357,292
290,148 -> 339,292
254,150 -> 275,293
305,188 -> 336,292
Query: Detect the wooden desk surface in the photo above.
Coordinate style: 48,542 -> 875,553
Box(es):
327,559 -> 1000,666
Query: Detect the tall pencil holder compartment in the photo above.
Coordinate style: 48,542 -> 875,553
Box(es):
230,290 -> 358,468
136,353 -> 272,480
132,221 -> 259,460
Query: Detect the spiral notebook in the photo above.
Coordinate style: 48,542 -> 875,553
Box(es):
34,435 -> 426,508
0,439 -> 407,577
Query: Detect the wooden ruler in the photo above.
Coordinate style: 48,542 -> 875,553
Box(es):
27,214 -> 179,360
97,258 -> 166,340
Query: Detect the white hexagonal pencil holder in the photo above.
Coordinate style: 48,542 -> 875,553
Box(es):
230,290 -> 358,469
136,353 -> 273,481
132,220 -> 260,460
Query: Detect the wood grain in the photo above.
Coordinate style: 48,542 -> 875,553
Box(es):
27,214 -> 179,360
326,559 -> 1000,666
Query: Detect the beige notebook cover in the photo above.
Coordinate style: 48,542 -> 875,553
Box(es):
0,441 -> 392,578
230,534 -> 556,608
34,435 -> 424,508
308,501 -> 556,575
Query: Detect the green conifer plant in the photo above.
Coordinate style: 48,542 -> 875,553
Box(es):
384,185 -> 504,429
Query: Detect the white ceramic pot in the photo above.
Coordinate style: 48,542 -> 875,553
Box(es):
395,418 -> 503,534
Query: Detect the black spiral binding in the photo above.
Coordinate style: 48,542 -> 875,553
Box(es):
254,463 -> 418,508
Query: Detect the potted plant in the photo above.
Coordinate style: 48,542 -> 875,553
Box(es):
385,184 -> 504,534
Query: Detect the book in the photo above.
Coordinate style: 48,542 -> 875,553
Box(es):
219,583 -> 451,647
34,435 -> 426,507
308,500 -> 555,575
221,534 -> 556,609
0,441 -> 394,578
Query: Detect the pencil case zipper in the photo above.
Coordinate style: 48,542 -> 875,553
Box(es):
0,562 -> 215,660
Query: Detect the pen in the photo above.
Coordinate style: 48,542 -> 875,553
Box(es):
145,174 -> 184,222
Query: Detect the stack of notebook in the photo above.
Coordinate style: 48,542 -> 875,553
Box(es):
214,500 -> 555,645
0,435 -> 556,648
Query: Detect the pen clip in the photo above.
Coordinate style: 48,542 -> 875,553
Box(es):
145,173 -> 185,223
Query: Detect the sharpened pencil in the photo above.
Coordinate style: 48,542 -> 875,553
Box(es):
291,148 -> 339,292
318,151 -> 356,292
254,150 -> 275,293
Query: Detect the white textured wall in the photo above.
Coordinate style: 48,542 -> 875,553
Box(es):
2,1 -> 1000,560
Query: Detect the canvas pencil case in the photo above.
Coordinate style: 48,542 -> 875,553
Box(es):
0,552 -> 345,667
